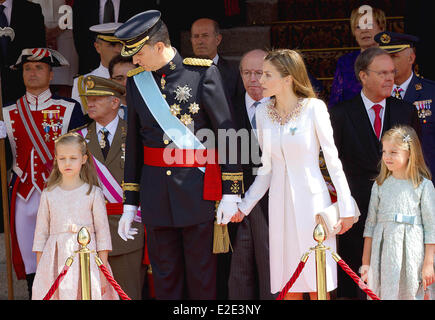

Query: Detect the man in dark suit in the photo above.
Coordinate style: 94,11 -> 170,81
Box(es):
227,49 -> 275,300
115,10 -> 243,300
190,16 -> 241,299
329,47 -> 421,299
72,0 -> 152,74
0,0 -> 46,104
190,17 -> 240,103
374,31 -> 435,184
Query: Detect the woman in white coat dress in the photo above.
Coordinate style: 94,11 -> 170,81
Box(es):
235,49 -> 357,300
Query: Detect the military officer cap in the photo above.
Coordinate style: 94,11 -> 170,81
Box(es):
114,10 -> 162,57
374,31 -> 419,53
90,22 -> 123,43
11,48 -> 69,70
79,75 -> 126,98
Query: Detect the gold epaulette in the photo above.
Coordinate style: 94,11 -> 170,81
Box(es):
127,66 -> 145,77
70,123 -> 88,133
182,57 -> 213,67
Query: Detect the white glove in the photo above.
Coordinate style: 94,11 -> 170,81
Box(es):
118,205 -> 139,241
216,195 -> 239,225
0,121 -> 6,139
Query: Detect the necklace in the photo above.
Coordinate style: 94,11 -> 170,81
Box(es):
267,98 -> 305,125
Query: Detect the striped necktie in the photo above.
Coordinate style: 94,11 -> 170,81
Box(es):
250,101 -> 260,130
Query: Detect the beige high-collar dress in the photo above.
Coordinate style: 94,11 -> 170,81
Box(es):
32,184 -> 119,300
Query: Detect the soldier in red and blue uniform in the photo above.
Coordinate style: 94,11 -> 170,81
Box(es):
1,48 -> 86,298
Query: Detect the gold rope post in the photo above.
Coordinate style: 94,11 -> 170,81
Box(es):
313,224 -> 328,300
77,227 -> 92,300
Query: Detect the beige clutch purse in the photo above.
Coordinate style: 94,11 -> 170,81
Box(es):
315,197 -> 360,240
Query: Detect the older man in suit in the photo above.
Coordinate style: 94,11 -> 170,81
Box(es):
227,49 -> 276,300
329,47 -> 420,299
190,17 -> 239,103
75,75 -> 145,300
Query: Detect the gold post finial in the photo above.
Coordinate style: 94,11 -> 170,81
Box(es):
77,227 -> 92,300
313,224 -> 328,300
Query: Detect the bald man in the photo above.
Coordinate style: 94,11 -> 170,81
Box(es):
190,18 -> 239,103
227,49 -> 276,300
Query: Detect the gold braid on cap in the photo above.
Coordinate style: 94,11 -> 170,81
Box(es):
77,75 -> 89,113
120,36 -> 149,57
183,58 -> 213,67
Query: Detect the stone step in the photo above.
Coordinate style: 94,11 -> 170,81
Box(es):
0,233 -> 28,300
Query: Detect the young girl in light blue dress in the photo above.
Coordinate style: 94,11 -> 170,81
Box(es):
361,125 -> 435,300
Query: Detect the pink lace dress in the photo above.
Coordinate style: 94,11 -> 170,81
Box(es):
32,183 -> 119,300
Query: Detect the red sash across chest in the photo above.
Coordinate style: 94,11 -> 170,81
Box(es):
9,97 -> 68,199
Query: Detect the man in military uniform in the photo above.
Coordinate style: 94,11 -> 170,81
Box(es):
115,10 -> 243,299
1,48 -> 86,298
75,75 -> 145,300
375,31 -> 435,182
71,22 -> 123,113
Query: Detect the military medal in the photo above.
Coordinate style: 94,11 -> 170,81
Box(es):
161,74 -> 166,89
174,85 -> 192,103
41,109 -> 61,141
99,137 -> 106,149
169,61 -> 176,70
180,113 -> 193,126
414,100 -> 432,124
188,102 -> 200,114
170,103 -> 181,116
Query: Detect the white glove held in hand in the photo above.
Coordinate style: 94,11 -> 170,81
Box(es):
118,206 -> 138,241
216,199 -> 238,225
0,121 -> 6,139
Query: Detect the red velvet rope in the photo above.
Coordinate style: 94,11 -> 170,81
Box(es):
98,263 -> 131,300
336,259 -> 380,300
276,260 -> 307,300
43,265 -> 70,300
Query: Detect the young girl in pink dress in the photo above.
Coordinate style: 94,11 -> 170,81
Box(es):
32,132 -> 118,300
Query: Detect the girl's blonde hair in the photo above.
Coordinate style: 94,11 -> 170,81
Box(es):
46,132 -> 100,194
264,49 -> 317,99
376,125 -> 431,187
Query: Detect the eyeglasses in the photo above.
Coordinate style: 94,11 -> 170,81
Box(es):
241,70 -> 263,79
366,69 -> 397,79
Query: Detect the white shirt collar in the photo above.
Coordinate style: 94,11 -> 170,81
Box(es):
361,90 -> 386,112
25,88 -> 52,110
245,92 -> 269,108
393,72 -> 413,97
1,0 -> 12,25
96,115 -> 119,141
212,54 -> 219,65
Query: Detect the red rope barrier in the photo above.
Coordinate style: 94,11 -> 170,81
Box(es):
276,252 -> 310,300
336,258 -> 380,300
43,265 -> 70,300
98,263 -> 131,300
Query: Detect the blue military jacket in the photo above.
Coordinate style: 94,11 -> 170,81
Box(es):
123,50 -> 243,227
403,74 -> 435,182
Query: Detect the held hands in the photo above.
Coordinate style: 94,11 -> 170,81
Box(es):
118,207 -> 139,241
0,120 -> 6,139
216,198 -> 239,225
334,216 -> 355,235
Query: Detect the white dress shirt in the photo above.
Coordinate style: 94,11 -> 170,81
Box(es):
99,0 -> 120,23
392,72 -> 413,99
96,115 -> 119,146
361,91 -> 386,136
1,0 -> 12,25
245,93 -> 269,124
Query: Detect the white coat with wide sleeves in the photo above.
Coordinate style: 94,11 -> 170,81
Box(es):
238,97 -> 356,294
